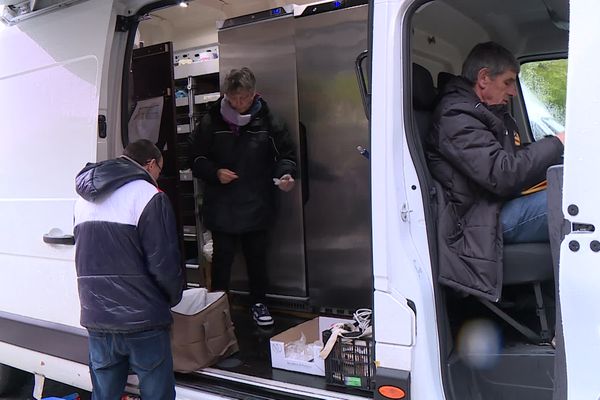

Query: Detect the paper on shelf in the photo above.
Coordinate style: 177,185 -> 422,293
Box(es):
128,96 -> 163,145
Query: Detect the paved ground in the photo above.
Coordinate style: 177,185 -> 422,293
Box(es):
0,376 -> 90,400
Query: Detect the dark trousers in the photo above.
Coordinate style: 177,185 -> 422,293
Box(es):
211,230 -> 268,303
88,328 -> 175,400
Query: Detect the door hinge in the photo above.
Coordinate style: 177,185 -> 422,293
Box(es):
116,15 -> 137,32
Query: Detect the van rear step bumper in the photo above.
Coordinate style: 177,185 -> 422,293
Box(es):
176,368 -> 372,400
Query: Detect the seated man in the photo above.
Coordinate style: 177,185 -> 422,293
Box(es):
426,41 -> 565,301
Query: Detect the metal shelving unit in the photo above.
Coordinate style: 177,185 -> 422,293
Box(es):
174,45 -> 220,288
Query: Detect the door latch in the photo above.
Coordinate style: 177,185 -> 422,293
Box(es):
401,203 -> 412,222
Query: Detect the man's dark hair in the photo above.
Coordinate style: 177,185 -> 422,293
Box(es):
123,139 -> 162,166
223,67 -> 256,94
462,41 -> 520,84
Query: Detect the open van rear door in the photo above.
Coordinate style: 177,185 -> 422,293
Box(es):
0,0 -> 115,329
557,1 -> 600,398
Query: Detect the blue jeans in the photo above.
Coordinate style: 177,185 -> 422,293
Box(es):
500,190 -> 549,243
88,328 -> 175,400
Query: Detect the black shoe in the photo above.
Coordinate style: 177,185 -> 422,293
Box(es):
251,303 -> 274,326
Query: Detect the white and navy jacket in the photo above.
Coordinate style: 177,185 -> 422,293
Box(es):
74,157 -> 184,333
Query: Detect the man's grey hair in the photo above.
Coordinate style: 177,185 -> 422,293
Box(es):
223,67 -> 256,94
461,42 -> 520,84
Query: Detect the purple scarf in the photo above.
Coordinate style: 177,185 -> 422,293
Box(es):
220,95 -> 262,135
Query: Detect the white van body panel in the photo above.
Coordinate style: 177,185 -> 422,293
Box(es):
0,341 -> 237,400
560,0 -> 600,397
0,341 -> 93,391
371,0 -> 444,398
0,0 -> 115,326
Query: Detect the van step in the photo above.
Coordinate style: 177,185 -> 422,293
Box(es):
176,377 -> 310,400
176,369 -> 372,400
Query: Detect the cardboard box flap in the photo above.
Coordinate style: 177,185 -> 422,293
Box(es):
271,317 -> 320,344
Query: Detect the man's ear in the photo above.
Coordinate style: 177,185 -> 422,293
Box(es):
476,67 -> 490,88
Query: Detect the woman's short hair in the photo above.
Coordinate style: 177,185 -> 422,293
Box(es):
462,42 -> 520,84
222,67 -> 256,94
123,139 -> 162,166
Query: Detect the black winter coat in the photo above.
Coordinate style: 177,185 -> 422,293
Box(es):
189,97 -> 297,233
74,157 -> 184,332
426,77 -> 564,301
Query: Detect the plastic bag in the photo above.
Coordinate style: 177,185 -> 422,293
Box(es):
202,230 -> 213,262
284,332 -> 320,362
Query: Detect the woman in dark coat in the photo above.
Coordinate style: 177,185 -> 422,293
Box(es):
188,67 -> 297,326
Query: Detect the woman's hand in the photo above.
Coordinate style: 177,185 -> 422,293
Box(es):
276,174 -> 295,192
217,169 -> 239,184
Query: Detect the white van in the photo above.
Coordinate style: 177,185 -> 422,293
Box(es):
0,0 -> 598,399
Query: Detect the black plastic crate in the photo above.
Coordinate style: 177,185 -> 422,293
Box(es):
322,329 -> 375,391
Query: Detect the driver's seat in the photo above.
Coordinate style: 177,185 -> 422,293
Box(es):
486,242 -> 554,342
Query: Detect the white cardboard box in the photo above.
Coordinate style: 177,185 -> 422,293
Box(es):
270,316 -> 352,376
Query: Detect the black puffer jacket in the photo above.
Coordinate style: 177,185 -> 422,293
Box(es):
74,157 -> 184,332
426,77 -> 564,301
189,97 -> 297,233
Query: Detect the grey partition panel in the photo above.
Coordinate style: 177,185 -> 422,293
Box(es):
547,165 -> 566,400
218,16 -> 307,298
295,5 -> 373,311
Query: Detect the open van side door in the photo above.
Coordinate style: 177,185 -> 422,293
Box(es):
557,1 -> 600,398
0,0 -> 116,331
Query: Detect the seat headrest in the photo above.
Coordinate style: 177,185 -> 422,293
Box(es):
437,71 -> 455,93
413,63 -> 436,110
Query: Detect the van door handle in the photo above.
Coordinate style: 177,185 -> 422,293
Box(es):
355,49 -> 370,119
98,114 -> 107,138
43,229 -> 75,245
299,121 -> 309,205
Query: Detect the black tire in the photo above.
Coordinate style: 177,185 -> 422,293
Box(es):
0,364 -> 29,395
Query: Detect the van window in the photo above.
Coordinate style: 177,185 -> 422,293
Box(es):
520,59 -> 567,140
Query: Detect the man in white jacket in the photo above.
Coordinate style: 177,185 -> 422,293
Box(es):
74,139 -> 184,400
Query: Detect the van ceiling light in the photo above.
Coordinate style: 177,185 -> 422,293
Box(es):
179,1 -> 188,7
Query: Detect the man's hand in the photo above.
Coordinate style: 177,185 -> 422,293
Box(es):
556,131 -> 565,144
217,168 -> 239,184
274,174 -> 295,192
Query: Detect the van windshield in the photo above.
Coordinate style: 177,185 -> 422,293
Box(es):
520,59 -> 567,140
